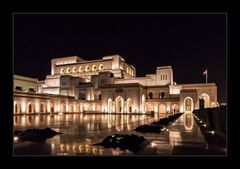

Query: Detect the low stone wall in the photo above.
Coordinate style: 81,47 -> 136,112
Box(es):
193,105 -> 226,135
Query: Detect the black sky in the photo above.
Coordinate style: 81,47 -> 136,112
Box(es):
14,14 -> 226,102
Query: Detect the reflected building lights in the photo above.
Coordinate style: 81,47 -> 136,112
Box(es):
169,131 -> 182,146
14,114 -> 152,155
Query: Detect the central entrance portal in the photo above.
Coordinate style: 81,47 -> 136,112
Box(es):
115,96 -> 124,113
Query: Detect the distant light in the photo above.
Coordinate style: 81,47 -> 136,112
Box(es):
203,124 -> 207,127
199,120 -> 203,123
14,136 -> 19,142
208,130 -> 215,135
151,142 -> 156,147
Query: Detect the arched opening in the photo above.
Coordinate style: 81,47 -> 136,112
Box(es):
146,103 -> 153,112
60,68 -> 65,74
99,94 -> 101,100
72,67 -> 77,73
83,103 -> 89,111
92,65 -> 97,71
69,104 -> 73,112
85,65 -> 90,72
159,104 -> 166,113
89,103 -> 94,111
171,104 -> 179,114
141,95 -> 145,113
79,66 -> 83,72
14,103 -> 21,114
127,98 -> 133,113
66,67 -> 71,73
108,98 -> 113,113
14,103 -> 18,114
99,64 -> 104,70
184,97 -> 194,112
40,103 -> 46,113
199,93 -> 210,108
115,96 -> 124,113
60,103 -> 65,113
50,103 -> 54,113
160,91 -> 165,99
96,104 -> 101,112
129,69 -> 132,75
27,103 -> 35,114
148,92 -> 153,99
76,104 -> 80,112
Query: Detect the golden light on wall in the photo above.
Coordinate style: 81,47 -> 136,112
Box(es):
154,105 -> 158,113
92,104 -> 96,111
35,101 -> 40,113
21,99 -> 26,113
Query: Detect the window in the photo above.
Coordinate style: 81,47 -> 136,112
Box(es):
85,65 -> 90,72
60,68 -> 65,74
29,88 -> 35,92
99,64 -> 104,70
15,86 -> 22,91
40,104 -> 44,112
72,67 -> 77,73
185,98 -> 192,111
15,104 -> 19,114
148,92 -> 153,99
100,79 -> 106,84
160,92 -> 165,99
79,93 -> 85,100
79,66 -> 83,72
92,65 -> 97,71
165,74 -> 167,80
61,82 -> 67,86
29,104 -> 32,112
66,67 -> 71,73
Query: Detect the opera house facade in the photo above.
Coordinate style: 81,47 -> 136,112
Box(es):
14,55 -> 217,115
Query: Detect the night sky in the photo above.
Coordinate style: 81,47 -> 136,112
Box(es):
14,14 -> 226,102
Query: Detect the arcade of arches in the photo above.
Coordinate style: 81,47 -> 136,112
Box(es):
13,93 -> 212,114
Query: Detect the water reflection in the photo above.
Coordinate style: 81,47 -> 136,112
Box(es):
14,112 -> 208,155
166,112 -> 205,152
14,113 -> 154,155
14,114 -> 152,132
56,143 -> 107,155
169,131 -> 182,146
183,112 -> 194,131
51,142 -> 133,155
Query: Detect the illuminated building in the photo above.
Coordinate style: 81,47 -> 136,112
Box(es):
14,54 -> 217,115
